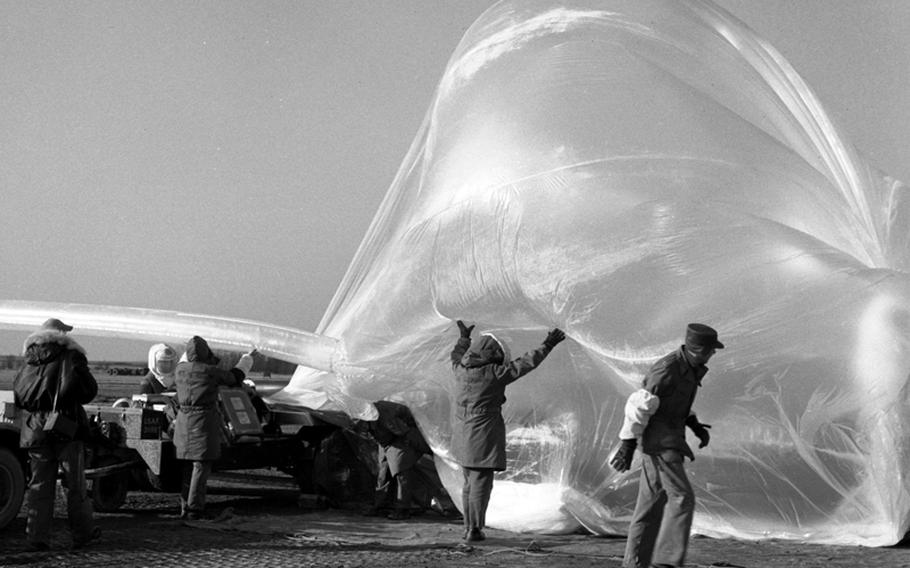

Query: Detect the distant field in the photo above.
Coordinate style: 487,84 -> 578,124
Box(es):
0,367 -> 292,403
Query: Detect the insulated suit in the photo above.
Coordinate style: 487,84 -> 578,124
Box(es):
173,336 -> 251,517
450,325 -> 564,540
13,322 -> 99,549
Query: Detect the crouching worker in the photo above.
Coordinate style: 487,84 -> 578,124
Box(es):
13,318 -> 100,550
610,323 -> 723,568
451,320 -> 566,542
173,336 -> 255,520
360,400 -> 458,520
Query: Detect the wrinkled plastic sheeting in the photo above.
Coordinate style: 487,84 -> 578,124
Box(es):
290,0 -> 910,545
0,300 -> 342,373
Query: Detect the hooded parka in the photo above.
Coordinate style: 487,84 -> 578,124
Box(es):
450,335 -> 555,470
13,330 -> 98,448
173,337 -> 243,461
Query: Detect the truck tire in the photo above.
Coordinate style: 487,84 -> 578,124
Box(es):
90,457 -> 129,512
0,447 -> 26,530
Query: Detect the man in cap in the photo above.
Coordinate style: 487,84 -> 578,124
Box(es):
13,318 -> 100,550
609,323 -> 724,568
451,320 -> 566,542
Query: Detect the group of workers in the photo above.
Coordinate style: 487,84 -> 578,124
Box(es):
11,315 -> 722,568
11,319 -> 256,550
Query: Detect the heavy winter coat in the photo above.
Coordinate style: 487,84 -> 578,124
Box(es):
173,337 -> 243,461
450,335 -> 554,470
13,330 -> 98,448
640,347 -> 708,460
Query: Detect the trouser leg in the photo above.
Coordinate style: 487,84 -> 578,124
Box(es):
179,460 -> 191,514
463,467 -> 494,531
651,453 -> 694,568
623,454 -> 667,568
58,440 -> 94,541
461,468 -> 471,531
394,468 -> 414,512
373,446 -> 393,510
25,446 -> 58,545
186,460 -> 212,513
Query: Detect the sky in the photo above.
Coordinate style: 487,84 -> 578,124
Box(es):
1,1 -> 908,361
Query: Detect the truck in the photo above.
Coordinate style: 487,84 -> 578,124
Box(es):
0,386 -> 362,530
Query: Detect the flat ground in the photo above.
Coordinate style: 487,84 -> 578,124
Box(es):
2,369 -> 910,567
4,477 -> 910,568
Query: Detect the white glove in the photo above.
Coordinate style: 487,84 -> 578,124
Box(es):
235,352 -> 255,375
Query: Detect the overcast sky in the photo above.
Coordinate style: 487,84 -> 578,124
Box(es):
1,1 -> 908,361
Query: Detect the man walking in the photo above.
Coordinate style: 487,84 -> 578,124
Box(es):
610,323 -> 723,568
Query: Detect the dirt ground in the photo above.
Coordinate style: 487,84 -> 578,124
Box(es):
3,470 -> 910,568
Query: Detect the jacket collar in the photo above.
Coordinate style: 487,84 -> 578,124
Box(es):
677,346 -> 708,385
22,329 -> 85,355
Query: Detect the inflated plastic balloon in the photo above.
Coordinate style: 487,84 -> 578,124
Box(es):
2,0 -> 908,546
288,0 -> 910,546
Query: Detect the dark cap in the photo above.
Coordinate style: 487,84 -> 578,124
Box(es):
685,323 -> 724,350
41,318 -> 73,332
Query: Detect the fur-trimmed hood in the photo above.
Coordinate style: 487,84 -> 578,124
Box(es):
22,329 -> 85,364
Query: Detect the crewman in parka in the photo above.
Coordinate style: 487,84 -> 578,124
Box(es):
13,318 -> 100,550
173,336 -> 255,519
450,320 -> 566,542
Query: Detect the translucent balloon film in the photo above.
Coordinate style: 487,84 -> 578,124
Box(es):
292,0 -> 910,545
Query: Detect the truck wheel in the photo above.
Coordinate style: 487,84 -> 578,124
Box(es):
90,458 -> 129,512
0,447 -> 26,530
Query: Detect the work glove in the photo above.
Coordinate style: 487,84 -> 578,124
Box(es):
235,350 -> 257,376
543,328 -> 566,348
685,415 -> 711,449
609,438 -> 637,472
456,320 -> 475,339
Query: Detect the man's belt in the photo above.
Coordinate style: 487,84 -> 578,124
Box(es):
178,404 -> 211,413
